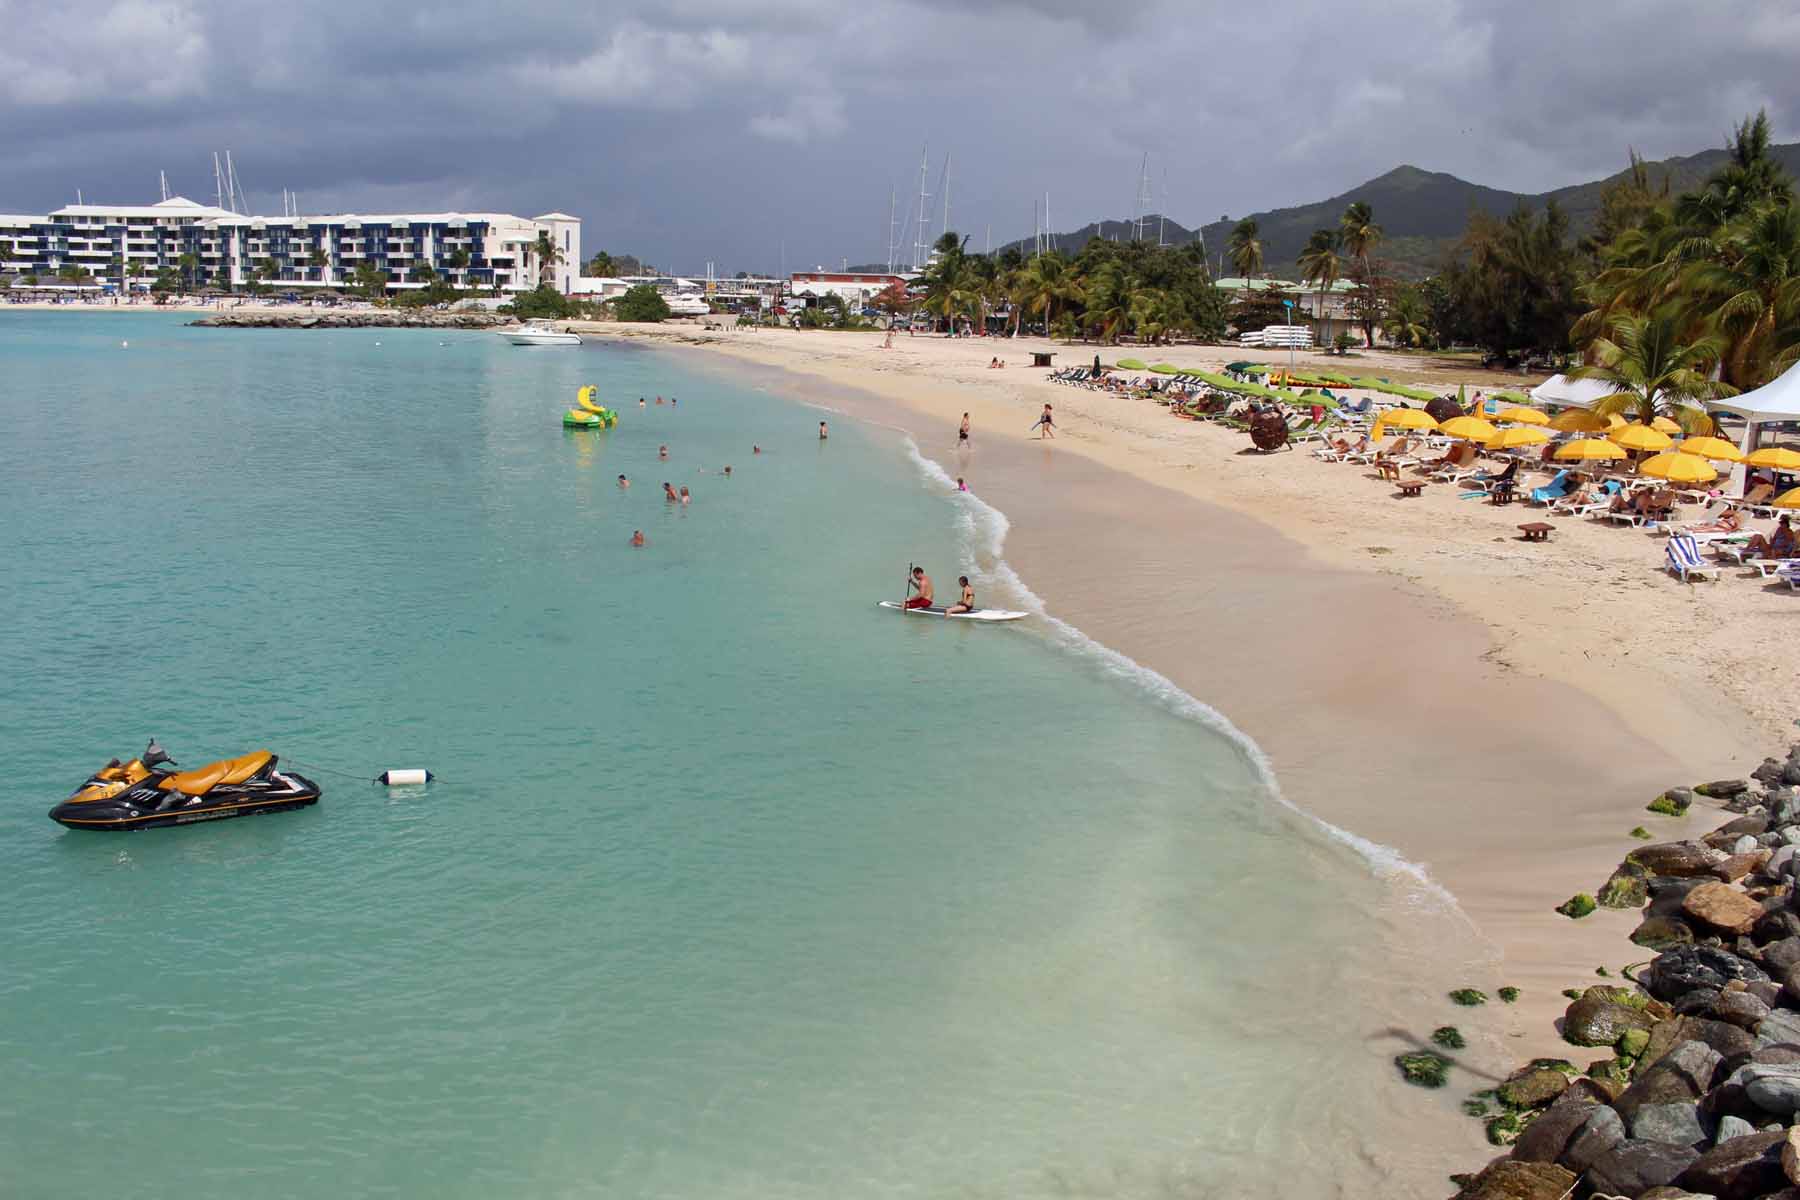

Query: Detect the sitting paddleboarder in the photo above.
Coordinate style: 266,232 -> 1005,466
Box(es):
904,566 -> 934,610
947,575 -> 975,615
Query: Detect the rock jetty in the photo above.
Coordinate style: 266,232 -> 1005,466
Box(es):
1447,741 -> 1800,1200
190,310 -> 515,330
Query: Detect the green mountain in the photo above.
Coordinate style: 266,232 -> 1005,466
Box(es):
999,142 -> 1800,280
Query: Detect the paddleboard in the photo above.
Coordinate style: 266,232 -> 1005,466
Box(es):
877,601 -> 1028,622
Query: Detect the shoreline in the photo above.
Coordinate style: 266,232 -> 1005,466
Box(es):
598,325 -> 1784,1153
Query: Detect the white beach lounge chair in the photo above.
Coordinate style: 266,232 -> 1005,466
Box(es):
1665,534 -> 1720,583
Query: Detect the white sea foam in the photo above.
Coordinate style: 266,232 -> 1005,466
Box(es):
901,437 -> 1465,915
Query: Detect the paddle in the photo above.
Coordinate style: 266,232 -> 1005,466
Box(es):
903,561 -> 913,610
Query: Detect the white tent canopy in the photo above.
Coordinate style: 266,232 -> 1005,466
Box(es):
1528,374 -> 1622,409
1712,359 -> 1800,422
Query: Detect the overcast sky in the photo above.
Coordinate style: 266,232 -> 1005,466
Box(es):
4,0 -> 1796,274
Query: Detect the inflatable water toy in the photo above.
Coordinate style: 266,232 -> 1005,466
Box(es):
564,385 -> 618,429
50,740 -> 321,830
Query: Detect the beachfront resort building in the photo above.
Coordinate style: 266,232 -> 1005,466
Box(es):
0,197 -> 580,296
789,270 -> 912,305
1216,276 -> 1364,344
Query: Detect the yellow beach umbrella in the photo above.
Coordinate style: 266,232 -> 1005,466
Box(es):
1555,438 -> 1628,462
1610,423 -> 1674,453
1649,415 -> 1683,435
1438,415 -> 1498,441
1773,486 -> 1800,509
1638,452 -> 1717,484
1495,406 -> 1549,426
1371,408 -> 1439,439
1745,446 -> 1800,471
1675,436 -> 1744,463
1486,426 -> 1550,450
1548,408 -> 1609,433
1606,412 -> 1628,430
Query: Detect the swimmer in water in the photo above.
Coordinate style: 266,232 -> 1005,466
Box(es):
819,421 -> 828,440
659,444 -> 669,460
956,476 -> 969,492
617,474 -> 630,488
679,486 -> 690,504
629,530 -> 645,547
639,397 -> 646,408
656,395 -> 665,405
753,445 -> 761,455
663,482 -> 678,501
723,465 -> 733,477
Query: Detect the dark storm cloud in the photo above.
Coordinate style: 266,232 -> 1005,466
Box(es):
2,0 -> 1794,272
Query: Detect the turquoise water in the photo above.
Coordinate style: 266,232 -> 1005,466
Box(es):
1,312 -> 1440,1198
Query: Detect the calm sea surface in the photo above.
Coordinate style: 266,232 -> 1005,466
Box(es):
0,311 -> 1459,1198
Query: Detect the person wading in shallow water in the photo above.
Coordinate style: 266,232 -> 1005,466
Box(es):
957,412 -> 971,448
904,566 -> 934,610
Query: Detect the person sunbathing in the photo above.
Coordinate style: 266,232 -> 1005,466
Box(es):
1686,510 -> 1743,535
1745,515 -> 1796,559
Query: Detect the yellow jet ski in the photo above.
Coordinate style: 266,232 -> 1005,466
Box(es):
50,740 -> 321,830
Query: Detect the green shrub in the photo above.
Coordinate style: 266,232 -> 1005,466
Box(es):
1449,989 -> 1487,1007
613,284 -> 671,323
1396,1052 -> 1452,1088
1431,1026 -> 1466,1049
1498,987 -> 1520,1004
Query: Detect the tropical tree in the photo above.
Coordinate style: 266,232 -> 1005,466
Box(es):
1568,309 -> 1735,433
411,260 -> 436,285
1451,200 -> 1583,361
177,252 -> 199,294
1013,251 -> 1082,336
445,247 -> 470,289
585,250 -> 617,277
350,262 -> 389,301
1296,229 -> 1343,339
308,247 -> 329,281
614,284 -> 671,322
872,280 -> 913,325
1339,202 -> 1383,345
1383,284 -> 1430,348
1227,218 -> 1264,278
531,230 -> 563,290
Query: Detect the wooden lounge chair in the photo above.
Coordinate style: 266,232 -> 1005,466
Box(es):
1426,444 -> 1479,479
1718,483 -> 1778,518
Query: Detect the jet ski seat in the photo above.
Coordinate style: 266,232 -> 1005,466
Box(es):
161,751 -> 272,795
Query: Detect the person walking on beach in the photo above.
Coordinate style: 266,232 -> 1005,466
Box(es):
904,566 -> 934,610
946,575 -> 975,615
1030,403 -> 1056,439
958,412 -> 971,448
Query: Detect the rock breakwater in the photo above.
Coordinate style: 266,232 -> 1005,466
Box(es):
1445,742 -> 1800,1200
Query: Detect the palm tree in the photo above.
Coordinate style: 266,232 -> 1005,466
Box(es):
445,247 -> 470,289
531,230 -> 563,290
1227,218 -> 1263,278
177,252 -> 199,295
586,250 -> 617,277
1383,286 -> 1429,348
1013,252 -> 1081,336
1339,201 -> 1383,345
1081,264 -> 1130,343
308,247 -> 329,282
1297,229 -> 1343,340
1568,310 -> 1735,433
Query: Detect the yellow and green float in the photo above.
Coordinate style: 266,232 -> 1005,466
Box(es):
563,385 -> 618,429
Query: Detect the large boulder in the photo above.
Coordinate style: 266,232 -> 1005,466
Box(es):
1738,1062 -> 1800,1113
1763,936 -> 1800,973
1642,1016 -> 1754,1065
1635,842 -> 1729,878
1616,1040 -> 1724,1122
1679,1129 -> 1787,1199
1714,989 -> 1772,1031
1684,881 -> 1765,936
1499,1067 -> 1572,1109
1761,1005 -> 1800,1048
1511,1089 -> 1601,1164
1564,986 -> 1660,1046
1629,1100 -> 1707,1146
1786,1127 -> 1800,1187
1562,1104 -> 1627,1173
1449,1158 -> 1577,1200
1588,1139 -> 1702,1196
1634,916 -> 1699,951
1698,780 -> 1754,800
1715,850 -> 1772,883
1600,865 -> 1652,909
1647,946 -> 1771,1004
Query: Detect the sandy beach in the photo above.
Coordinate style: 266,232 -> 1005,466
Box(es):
582,321 -> 1793,1069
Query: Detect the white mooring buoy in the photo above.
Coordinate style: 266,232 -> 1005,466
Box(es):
376,768 -> 432,785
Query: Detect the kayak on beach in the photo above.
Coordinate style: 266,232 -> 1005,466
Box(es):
877,600 -> 1027,622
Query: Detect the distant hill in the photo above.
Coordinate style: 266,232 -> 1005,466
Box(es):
996,142 -> 1800,280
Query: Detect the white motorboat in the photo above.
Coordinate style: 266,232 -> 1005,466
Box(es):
666,293 -> 710,317
502,321 -> 582,346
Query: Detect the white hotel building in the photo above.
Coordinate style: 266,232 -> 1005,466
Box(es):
0,197 -> 580,295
